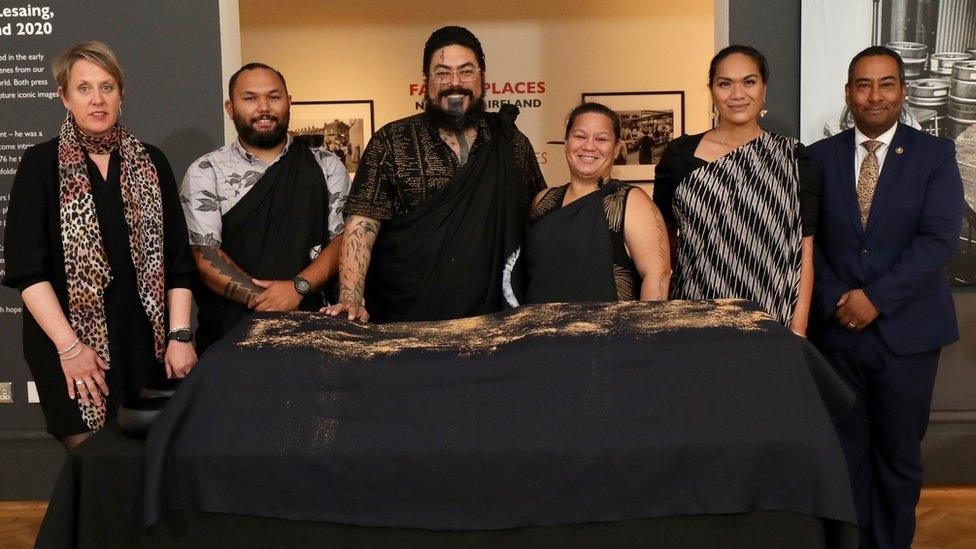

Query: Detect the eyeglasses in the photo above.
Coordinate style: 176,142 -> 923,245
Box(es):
430,66 -> 481,84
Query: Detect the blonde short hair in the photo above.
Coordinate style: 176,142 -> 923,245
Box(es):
52,41 -> 125,97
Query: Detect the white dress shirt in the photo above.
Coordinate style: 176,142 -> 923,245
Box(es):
853,122 -> 898,190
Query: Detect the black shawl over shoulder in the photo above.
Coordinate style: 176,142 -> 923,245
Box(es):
364,105 -> 528,323
522,189 -> 617,303
194,143 -> 329,352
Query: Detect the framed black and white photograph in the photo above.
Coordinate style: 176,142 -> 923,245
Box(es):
581,91 -> 685,183
289,100 -> 375,178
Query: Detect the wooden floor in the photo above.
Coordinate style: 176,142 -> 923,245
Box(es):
0,501 -> 46,549
1,488 -> 974,547
914,488 -> 976,549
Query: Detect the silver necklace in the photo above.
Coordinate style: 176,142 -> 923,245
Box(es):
715,124 -> 761,154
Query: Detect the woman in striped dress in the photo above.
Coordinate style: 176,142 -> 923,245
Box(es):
653,45 -> 820,336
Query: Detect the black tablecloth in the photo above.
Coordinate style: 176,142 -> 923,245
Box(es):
37,425 -> 856,548
37,300 -> 859,548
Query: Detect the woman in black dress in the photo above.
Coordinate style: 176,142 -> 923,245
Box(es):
518,103 -> 670,303
2,42 -> 197,450
653,45 -> 820,336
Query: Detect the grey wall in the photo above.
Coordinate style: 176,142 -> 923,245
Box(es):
729,0 -> 801,138
0,0 -> 224,499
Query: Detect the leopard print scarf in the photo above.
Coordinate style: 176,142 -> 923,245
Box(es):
58,117 -> 166,431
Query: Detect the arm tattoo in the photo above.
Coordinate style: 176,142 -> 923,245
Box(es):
194,245 -> 262,305
652,208 -> 669,300
226,281 -> 257,304
338,288 -> 362,304
338,218 -> 381,304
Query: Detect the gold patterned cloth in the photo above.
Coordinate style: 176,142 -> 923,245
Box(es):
857,140 -> 883,229
144,300 -> 857,532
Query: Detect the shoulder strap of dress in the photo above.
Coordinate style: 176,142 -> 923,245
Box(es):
602,181 -> 634,233
529,184 -> 567,223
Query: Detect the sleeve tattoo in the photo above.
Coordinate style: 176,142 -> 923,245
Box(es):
338,218 -> 381,304
653,207 -> 670,300
194,245 -> 263,306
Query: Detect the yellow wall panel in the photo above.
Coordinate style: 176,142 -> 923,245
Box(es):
240,0 -> 715,186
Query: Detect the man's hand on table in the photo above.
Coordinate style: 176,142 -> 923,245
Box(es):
322,288 -> 370,323
251,279 -> 303,312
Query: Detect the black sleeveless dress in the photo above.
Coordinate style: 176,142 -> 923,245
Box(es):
521,180 -> 641,303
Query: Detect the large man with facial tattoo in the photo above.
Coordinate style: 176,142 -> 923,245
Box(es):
327,26 -> 545,324
181,63 -> 350,352
809,46 -> 963,549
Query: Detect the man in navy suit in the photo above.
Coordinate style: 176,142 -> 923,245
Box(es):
808,46 -> 963,549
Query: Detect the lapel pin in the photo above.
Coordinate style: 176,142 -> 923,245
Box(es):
895,146 -> 904,155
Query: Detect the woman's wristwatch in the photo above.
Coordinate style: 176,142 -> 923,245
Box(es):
167,326 -> 193,343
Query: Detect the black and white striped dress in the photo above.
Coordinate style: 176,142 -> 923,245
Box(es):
659,132 -> 807,325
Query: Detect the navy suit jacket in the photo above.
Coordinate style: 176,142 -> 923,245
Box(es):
808,124 -> 963,355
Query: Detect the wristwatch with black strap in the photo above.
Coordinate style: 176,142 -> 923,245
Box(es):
167,326 -> 193,343
293,275 -> 312,296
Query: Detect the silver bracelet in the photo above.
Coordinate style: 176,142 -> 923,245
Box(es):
57,337 -> 80,356
60,346 -> 83,361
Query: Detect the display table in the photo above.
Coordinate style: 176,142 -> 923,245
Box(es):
35,423 -> 856,548
38,301 -> 859,548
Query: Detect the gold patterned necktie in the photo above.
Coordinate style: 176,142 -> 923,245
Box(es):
857,140 -> 883,229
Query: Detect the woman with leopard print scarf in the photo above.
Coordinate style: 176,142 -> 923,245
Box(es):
2,42 -> 197,451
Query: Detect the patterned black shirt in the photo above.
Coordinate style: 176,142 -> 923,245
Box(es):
344,113 -> 546,220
